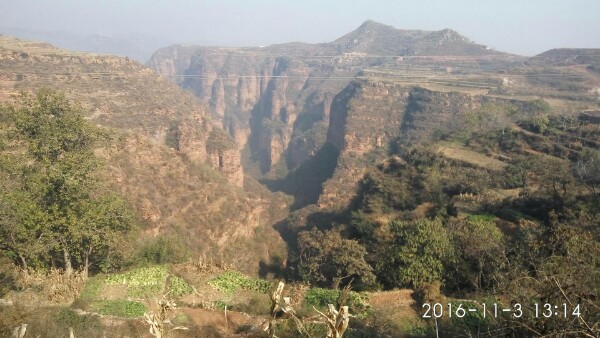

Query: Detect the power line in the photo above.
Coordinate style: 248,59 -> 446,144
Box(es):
0,71 -> 592,82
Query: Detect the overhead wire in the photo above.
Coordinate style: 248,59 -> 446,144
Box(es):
0,49 -> 594,82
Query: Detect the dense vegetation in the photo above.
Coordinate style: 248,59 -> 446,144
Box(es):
286,104 -> 600,336
0,90 -> 136,277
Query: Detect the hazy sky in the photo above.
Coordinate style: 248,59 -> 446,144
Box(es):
1,0 -> 599,56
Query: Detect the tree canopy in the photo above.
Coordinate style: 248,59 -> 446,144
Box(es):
0,89 -> 135,276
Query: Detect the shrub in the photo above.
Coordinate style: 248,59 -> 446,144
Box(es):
137,236 -> 191,265
54,308 -> 103,332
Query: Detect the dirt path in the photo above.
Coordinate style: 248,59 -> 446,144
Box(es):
436,143 -> 507,171
182,307 -> 262,336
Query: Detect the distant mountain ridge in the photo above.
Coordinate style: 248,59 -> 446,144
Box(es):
0,27 -> 172,63
529,48 -> 600,73
332,20 -> 500,56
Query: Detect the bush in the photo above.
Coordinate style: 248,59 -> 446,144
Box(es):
136,236 -> 191,265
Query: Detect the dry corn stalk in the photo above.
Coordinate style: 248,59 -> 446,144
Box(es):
143,298 -> 188,338
15,268 -> 86,302
314,304 -> 351,338
12,324 -> 27,338
265,281 -> 309,338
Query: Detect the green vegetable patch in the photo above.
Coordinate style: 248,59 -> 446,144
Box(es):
207,271 -> 271,296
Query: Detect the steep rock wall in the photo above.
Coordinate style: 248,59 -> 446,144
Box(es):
150,46 -> 352,175
171,115 -> 244,187
318,81 -> 410,209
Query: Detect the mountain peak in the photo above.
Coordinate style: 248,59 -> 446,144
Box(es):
358,20 -> 394,30
333,21 -> 497,56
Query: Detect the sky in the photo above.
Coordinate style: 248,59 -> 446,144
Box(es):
1,0 -> 599,56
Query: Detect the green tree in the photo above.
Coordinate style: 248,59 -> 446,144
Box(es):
0,89 -> 135,276
531,155 -> 576,210
450,217 -> 506,291
504,155 -> 533,189
384,218 -> 454,288
0,190 -> 49,270
298,228 -> 375,290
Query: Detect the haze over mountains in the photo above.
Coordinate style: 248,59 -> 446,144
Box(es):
0,27 -> 173,62
0,18 -> 599,336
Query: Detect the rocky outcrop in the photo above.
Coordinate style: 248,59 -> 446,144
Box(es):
173,115 -> 209,162
146,44 -> 200,84
207,147 -> 244,187
318,81 -> 411,209
171,116 -> 244,187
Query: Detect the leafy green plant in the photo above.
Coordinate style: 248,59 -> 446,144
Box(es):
207,271 -> 271,295
54,308 -> 103,332
105,265 -> 168,298
304,287 -> 370,315
94,300 -> 147,317
467,213 -> 496,222
167,275 -> 192,297
212,300 -> 229,310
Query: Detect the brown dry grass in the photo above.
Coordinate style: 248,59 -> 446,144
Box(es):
11,268 -> 86,304
436,142 -> 507,171
182,308 -> 259,336
369,289 -> 421,325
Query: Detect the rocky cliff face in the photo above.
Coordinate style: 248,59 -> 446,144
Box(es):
146,44 -> 201,84
170,114 -> 244,186
318,81 -> 411,209
148,21 -> 518,180
169,47 -> 348,175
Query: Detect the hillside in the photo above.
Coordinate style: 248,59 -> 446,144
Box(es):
528,48 -> 600,68
0,35 -> 290,272
148,21 -> 599,212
